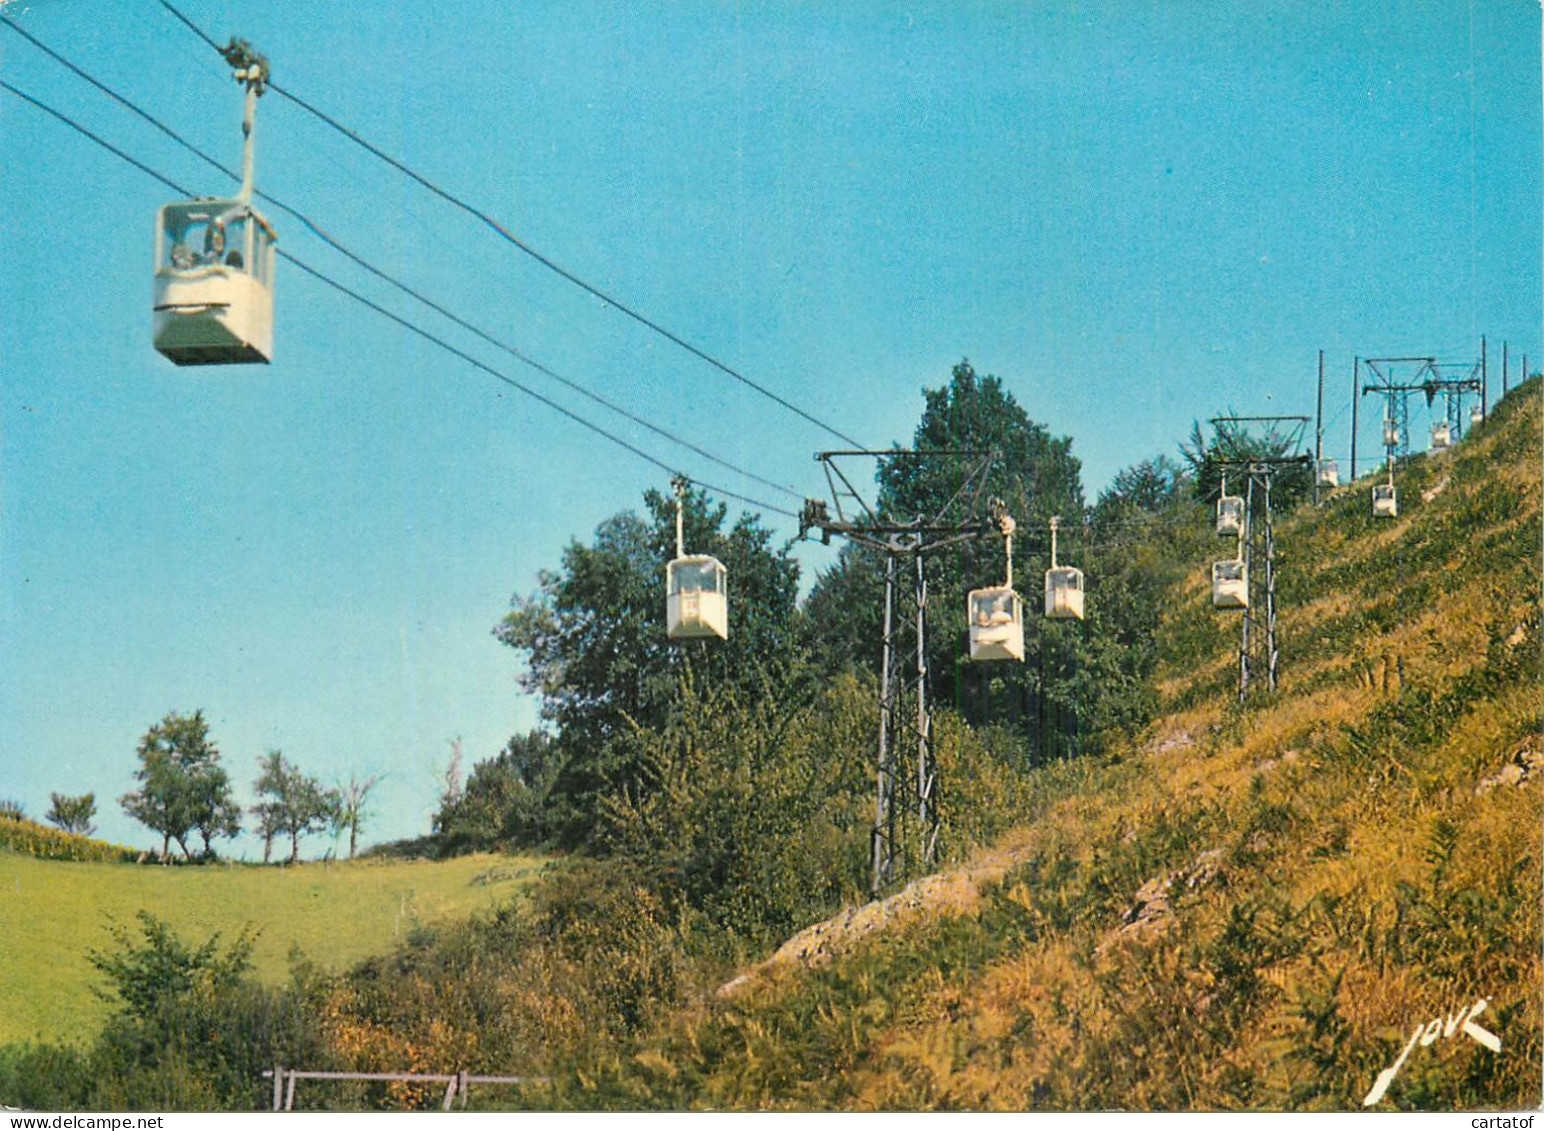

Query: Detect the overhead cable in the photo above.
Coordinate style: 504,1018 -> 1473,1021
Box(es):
0,77 -> 797,521
0,15 -> 799,503
154,0 -> 869,451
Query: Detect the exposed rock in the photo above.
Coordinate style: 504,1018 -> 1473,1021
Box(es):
1149,730 -> 1196,756
1477,741 -> 1544,793
1108,847 -> 1226,946
1421,475 -> 1449,503
717,844 -> 1024,998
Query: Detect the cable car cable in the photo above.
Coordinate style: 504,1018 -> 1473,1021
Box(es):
0,78 -> 797,522
154,0 -> 870,452
0,16 -> 800,503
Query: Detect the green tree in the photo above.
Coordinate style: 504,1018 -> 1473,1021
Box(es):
250,751 -> 337,864
88,911 -> 256,1022
120,711 -> 240,860
45,791 -> 97,836
804,359 -> 1089,762
433,731 -> 560,854
1181,417 -> 1313,507
496,486 -> 800,847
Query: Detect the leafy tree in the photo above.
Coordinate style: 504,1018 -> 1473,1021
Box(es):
0,799 -> 26,821
120,711 -> 240,860
88,911 -> 256,1022
45,791 -> 97,836
250,751 -> 337,864
1091,454 -> 1187,526
497,486 -> 800,846
1181,417 -> 1313,508
804,359 -> 1089,761
433,731 -> 560,853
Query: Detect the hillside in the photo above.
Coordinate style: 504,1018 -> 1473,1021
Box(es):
0,851 -> 548,1046
608,378 -> 1542,1111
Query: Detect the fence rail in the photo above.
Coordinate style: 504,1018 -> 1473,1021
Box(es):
261,1066 -> 546,1111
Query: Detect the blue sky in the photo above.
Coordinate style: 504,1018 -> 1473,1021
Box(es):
2,1 -> 1538,854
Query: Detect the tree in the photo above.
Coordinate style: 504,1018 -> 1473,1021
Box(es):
496,486 -> 800,846
249,751 -> 337,864
46,792 -> 97,836
88,911 -> 256,1022
804,359 -> 1090,760
1180,417 -> 1313,507
331,773 -> 380,860
433,731 -> 560,853
120,711 -> 240,860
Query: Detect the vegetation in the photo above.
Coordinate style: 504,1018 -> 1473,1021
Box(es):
120,711 -> 242,860
251,751 -> 339,864
0,815 -> 137,863
3,374 -> 1536,1113
45,792 -> 97,836
0,851 -> 546,1047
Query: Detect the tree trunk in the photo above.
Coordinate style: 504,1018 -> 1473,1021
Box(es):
262,832 -> 274,864
349,820 -> 358,860
289,829 -> 300,863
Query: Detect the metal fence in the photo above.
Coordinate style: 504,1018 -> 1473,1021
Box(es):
262,1066 -> 546,1111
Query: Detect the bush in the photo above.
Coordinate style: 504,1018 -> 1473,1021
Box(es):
0,816 -> 137,863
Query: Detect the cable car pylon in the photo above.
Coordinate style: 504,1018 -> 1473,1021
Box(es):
801,448 -> 1001,897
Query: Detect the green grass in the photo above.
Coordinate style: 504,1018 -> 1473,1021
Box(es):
0,852 -> 549,1046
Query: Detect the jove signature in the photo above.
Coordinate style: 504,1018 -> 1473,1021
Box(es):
1362,997 -> 1502,1106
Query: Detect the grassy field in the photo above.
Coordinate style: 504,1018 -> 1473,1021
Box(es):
0,851 -> 549,1046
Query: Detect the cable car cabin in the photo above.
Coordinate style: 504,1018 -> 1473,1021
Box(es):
1212,559 -> 1248,609
666,555 -> 728,640
1216,495 -> 1244,537
153,199 -> 276,365
1382,420 -> 1400,448
968,585 -> 1024,662
1430,422 -> 1452,451
1372,483 -> 1398,519
1044,566 -> 1085,621
1317,459 -> 1339,488
1470,404 -> 1485,427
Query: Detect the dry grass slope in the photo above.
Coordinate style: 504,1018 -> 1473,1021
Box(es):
658,377 -> 1541,1112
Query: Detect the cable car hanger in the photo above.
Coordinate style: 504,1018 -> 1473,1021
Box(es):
1044,515 -> 1086,621
665,476 -> 729,641
152,37 -> 276,366
967,501 -> 1025,662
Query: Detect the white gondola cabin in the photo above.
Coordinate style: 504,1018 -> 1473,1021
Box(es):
968,585 -> 1025,662
153,199 -> 276,365
1044,566 -> 1085,620
1470,403 -> 1485,427
154,41 -> 274,366
666,554 -> 728,640
1372,482 -> 1398,519
1316,459 -> 1339,488
1216,494 -> 1244,537
1382,420 -> 1400,448
1430,421 -> 1451,450
1212,558 -> 1248,609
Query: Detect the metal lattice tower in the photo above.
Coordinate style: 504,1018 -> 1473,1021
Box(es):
1208,412 -> 1310,701
872,544 -> 932,893
1362,358 -> 1434,460
801,449 -> 1000,897
1238,467 -> 1278,699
